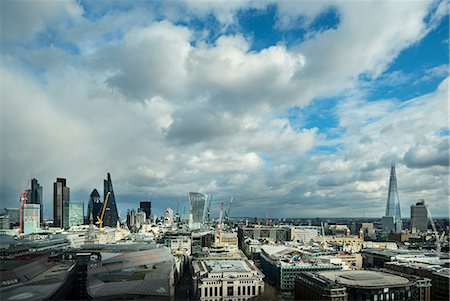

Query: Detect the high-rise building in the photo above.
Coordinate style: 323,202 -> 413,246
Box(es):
164,208 -> 174,226
28,178 -> 43,224
69,202 -> 85,228
103,173 -> 119,227
382,164 -> 402,233
23,204 -> 40,234
411,200 -> 428,233
188,192 -> 207,229
87,189 -> 102,223
53,178 -> 70,228
139,201 -> 151,221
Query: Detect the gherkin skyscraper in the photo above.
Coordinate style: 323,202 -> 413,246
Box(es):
382,163 -> 402,233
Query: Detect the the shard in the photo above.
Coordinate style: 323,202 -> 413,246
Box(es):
102,173 -> 119,227
382,163 -> 402,233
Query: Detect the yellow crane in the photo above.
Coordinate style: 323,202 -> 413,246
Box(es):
97,192 -> 111,230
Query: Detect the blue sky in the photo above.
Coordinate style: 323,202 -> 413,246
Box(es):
1,0 -> 448,219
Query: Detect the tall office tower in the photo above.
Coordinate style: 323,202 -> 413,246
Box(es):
87,189 -> 103,223
139,201 -> 151,222
23,204 -> 40,234
69,202 -> 85,228
53,178 -> 70,228
188,192 -> 207,229
381,164 -> 402,233
28,178 -> 43,224
103,173 -> 119,227
411,199 -> 428,233
164,208 -> 174,226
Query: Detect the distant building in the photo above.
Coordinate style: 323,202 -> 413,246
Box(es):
382,164 -> 402,233
291,226 -> 322,243
103,173 -> 119,227
237,226 -> 291,248
4,208 -> 19,225
295,269 -> 431,301
68,202 -> 84,228
23,204 -> 40,234
28,178 -> 43,224
0,214 -> 10,229
188,192 -> 207,229
139,201 -> 151,222
53,178 -> 70,229
192,258 -> 265,300
411,199 -> 428,233
87,189 -> 102,223
164,208 -> 174,226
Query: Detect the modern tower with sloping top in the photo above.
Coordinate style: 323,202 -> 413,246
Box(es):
103,173 -> 119,227
382,164 -> 402,233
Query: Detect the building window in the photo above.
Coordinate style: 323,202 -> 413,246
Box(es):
215,286 -> 217,297
252,286 -> 256,295
210,287 -> 213,297
204,287 -> 208,297
238,286 -> 241,295
227,286 -> 233,296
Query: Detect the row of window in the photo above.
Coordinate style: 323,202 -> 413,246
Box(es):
202,285 -> 261,297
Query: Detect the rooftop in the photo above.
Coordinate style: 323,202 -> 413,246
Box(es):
318,270 -> 411,288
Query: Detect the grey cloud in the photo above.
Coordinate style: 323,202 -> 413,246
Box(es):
404,139 -> 449,169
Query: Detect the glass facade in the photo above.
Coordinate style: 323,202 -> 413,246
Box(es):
69,202 -> 85,227
53,178 -> 70,228
23,204 -> 40,234
188,192 -> 207,228
103,173 -> 119,227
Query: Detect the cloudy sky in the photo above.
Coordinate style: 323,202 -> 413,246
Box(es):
1,0 -> 448,219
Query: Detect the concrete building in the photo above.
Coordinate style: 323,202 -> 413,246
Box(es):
68,202 -> 84,228
361,249 -> 439,269
164,207 -> 174,226
4,208 -> 19,225
385,261 -> 449,301
260,245 -> 342,291
23,204 -> 40,234
411,200 -> 428,233
237,226 -> 291,248
291,226 -> 322,243
295,269 -> 431,301
192,258 -> 265,300
0,214 -> 10,229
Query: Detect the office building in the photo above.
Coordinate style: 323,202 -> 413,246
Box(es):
295,269 -> 431,301
103,173 -> 119,227
23,204 -> 40,234
238,226 -> 291,248
382,164 -> 402,233
4,208 -> 19,225
139,201 -> 151,222
411,200 -> 428,233
53,178 -> 70,229
192,258 -> 265,300
164,207 -> 174,226
260,245 -> 342,291
68,202 -> 84,228
0,214 -> 10,229
188,192 -> 207,229
87,189 -> 102,223
291,226 -> 322,243
27,178 -> 43,224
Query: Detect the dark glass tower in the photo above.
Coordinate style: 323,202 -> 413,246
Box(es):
139,201 -> 151,221
53,178 -> 70,228
87,189 -> 102,224
29,178 -> 43,225
103,173 -> 119,227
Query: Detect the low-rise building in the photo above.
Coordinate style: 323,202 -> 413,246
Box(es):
192,258 -> 265,300
260,245 -> 342,291
295,269 -> 432,301
237,226 -> 291,248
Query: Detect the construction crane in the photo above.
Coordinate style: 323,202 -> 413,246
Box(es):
97,192 -> 111,230
426,207 -> 445,256
18,180 -> 30,234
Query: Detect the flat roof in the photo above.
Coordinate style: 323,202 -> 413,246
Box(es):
318,270 -> 410,288
204,259 -> 250,273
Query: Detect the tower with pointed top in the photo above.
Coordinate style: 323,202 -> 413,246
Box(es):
382,163 -> 402,233
103,173 -> 119,227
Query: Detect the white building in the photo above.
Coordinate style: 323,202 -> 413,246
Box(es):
23,204 -> 40,234
164,208 -> 174,226
192,258 -> 265,300
291,226 -> 322,243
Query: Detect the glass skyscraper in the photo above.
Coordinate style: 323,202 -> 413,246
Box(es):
103,173 -> 119,227
27,178 -> 43,224
53,178 -> 70,228
382,164 -> 402,233
188,192 -> 207,229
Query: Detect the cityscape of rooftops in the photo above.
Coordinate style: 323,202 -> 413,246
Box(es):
0,1 -> 448,301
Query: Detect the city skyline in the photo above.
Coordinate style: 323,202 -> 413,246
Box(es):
1,1 -> 448,218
